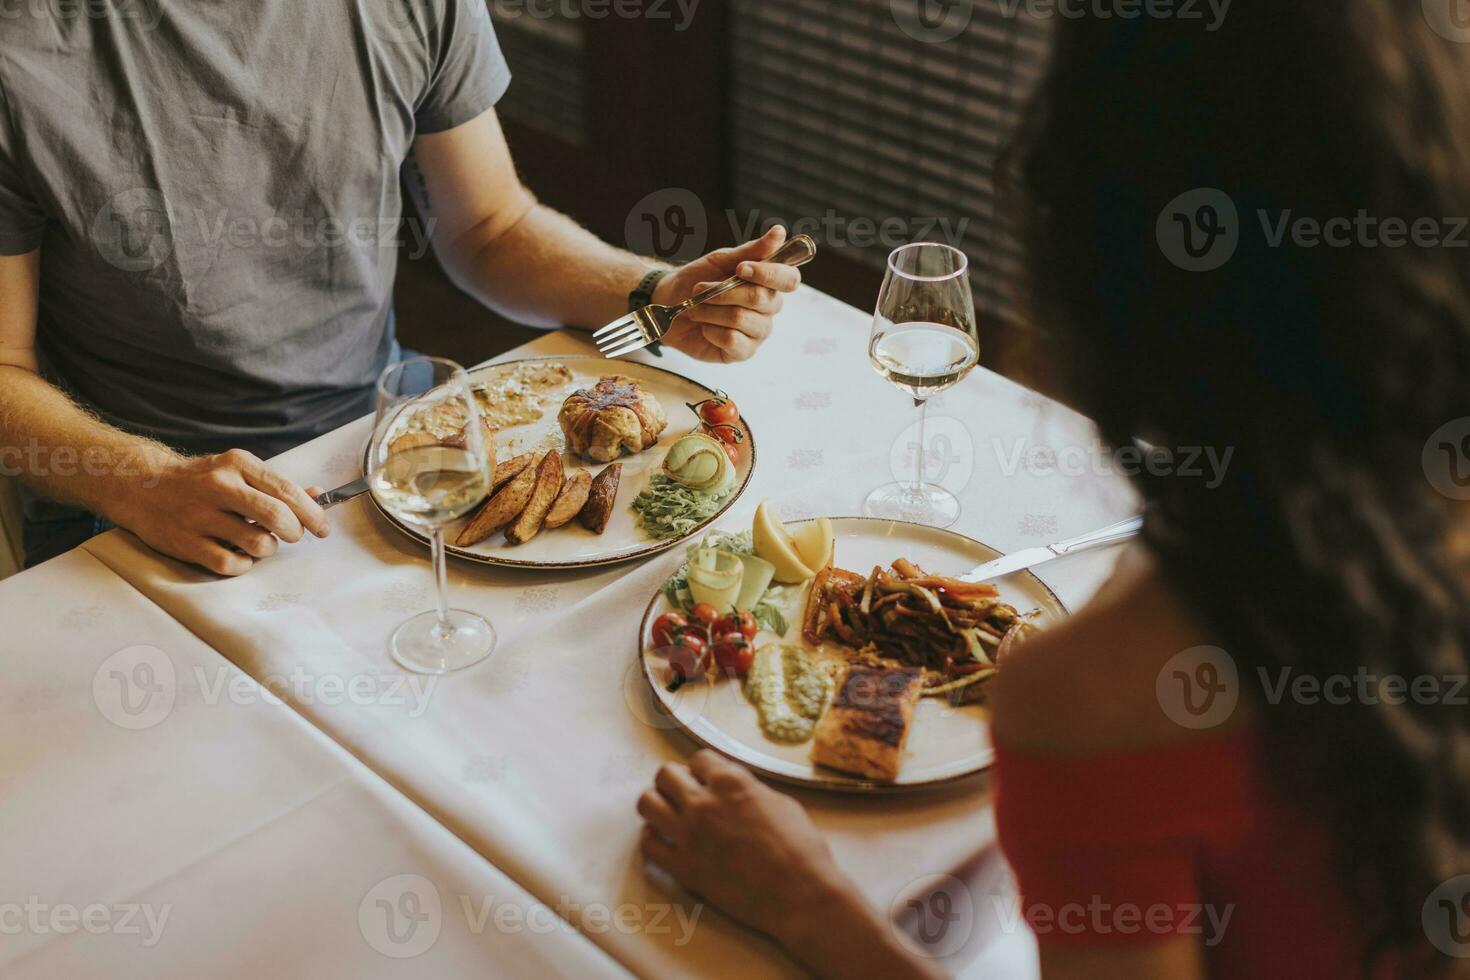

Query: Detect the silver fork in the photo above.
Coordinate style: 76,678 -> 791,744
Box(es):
594,234 -> 818,358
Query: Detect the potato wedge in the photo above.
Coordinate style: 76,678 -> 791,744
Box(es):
504,451 -> 565,546
489,453 -> 535,494
456,456 -> 540,547
389,431 -> 439,456
578,463 -> 622,535
544,470 -> 592,530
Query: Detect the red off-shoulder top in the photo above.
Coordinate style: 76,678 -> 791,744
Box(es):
994,731 -> 1363,978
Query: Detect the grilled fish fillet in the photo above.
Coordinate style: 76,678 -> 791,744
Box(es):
810,665 -> 924,781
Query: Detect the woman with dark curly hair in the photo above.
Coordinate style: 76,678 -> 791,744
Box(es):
636,3 -> 1470,977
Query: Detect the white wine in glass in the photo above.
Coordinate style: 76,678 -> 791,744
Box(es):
865,243 -> 979,528
369,357 -> 496,675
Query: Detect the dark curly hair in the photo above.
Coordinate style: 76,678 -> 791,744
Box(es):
1004,1 -> 1470,973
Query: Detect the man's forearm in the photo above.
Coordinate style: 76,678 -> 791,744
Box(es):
0,364 -> 179,519
440,200 -> 661,331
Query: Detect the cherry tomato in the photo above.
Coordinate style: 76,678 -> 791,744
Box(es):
651,612 -> 688,648
711,632 -> 754,676
689,602 -> 721,628
721,441 -> 740,466
697,395 -> 740,427
668,634 -> 710,682
704,422 -> 744,446
715,610 -> 758,642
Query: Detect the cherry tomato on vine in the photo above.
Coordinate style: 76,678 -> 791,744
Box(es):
711,632 -> 754,676
696,394 -> 740,428
668,634 -> 710,682
715,610 -> 758,642
690,602 -> 722,628
651,612 -> 688,648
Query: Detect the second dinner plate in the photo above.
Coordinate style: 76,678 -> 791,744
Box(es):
637,517 -> 1069,793
372,355 -> 756,570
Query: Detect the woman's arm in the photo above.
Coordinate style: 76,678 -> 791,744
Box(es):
637,750 -> 945,979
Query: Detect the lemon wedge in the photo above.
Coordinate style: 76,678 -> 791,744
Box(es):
791,517 -> 834,572
753,501 -> 816,584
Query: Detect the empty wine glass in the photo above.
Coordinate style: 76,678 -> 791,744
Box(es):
865,243 -> 979,528
369,357 -> 495,674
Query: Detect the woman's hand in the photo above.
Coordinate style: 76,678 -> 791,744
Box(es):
653,226 -> 803,363
637,749 -> 847,942
638,750 -> 947,979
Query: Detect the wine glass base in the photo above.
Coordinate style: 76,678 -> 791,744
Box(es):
864,482 -> 963,529
390,609 -> 497,675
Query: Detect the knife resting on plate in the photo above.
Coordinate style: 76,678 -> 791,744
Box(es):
959,516 -> 1144,583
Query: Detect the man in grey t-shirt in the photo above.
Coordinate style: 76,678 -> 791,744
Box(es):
0,1 -> 800,574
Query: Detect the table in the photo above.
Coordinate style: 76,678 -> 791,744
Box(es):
0,549 -> 629,977
69,286 -> 1137,976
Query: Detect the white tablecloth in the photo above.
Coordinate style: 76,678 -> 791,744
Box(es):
0,549 -> 628,979
78,286 -> 1138,977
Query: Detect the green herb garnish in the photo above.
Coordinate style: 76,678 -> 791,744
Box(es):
632,472 -> 737,541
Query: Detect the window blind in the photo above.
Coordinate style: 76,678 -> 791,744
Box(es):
488,4 -> 589,147
730,0 -> 1049,324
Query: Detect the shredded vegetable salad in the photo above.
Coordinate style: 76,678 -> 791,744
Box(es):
631,473 -> 737,541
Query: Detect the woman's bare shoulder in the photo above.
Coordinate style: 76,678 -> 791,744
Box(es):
990,547 -> 1248,757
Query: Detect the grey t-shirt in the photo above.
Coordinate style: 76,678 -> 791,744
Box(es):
0,0 -> 510,460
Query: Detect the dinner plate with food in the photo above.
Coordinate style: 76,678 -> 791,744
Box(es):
636,506 -> 1069,792
371,356 -> 756,569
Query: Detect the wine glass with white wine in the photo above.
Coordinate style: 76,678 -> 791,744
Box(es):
369,356 -> 496,674
865,242 -> 979,528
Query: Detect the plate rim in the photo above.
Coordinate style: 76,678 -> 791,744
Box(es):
369,355 -> 759,571
636,516 -> 1070,795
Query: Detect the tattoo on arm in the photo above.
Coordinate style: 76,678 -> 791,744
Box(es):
405,149 -> 432,218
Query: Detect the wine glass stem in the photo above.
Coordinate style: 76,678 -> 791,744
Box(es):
431,526 -> 452,639
911,397 -> 930,498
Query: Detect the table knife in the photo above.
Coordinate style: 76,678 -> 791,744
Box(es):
314,477 -> 370,510
959,516 -> 1144,583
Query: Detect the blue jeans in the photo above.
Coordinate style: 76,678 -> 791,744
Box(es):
23,512 -> 115,568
